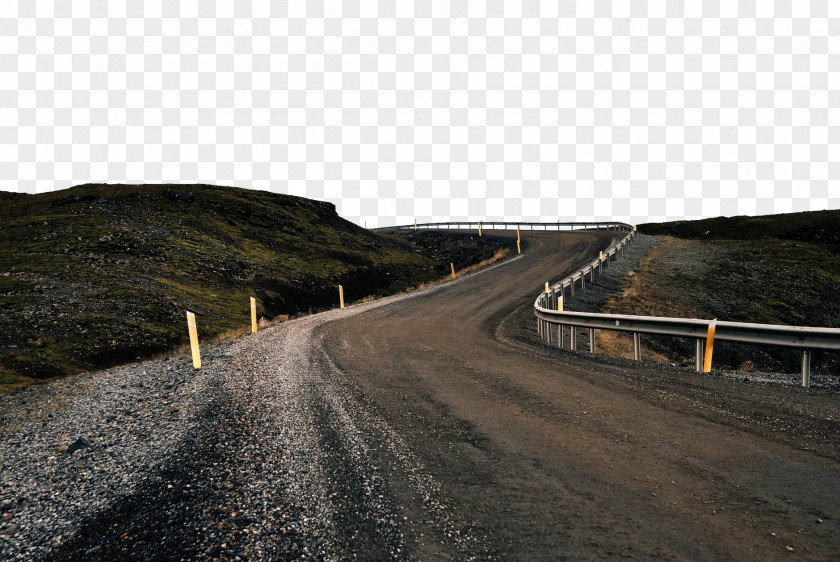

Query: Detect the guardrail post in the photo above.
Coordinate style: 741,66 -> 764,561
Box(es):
559,325 -> 565,348
580,272 -> 585,291
695,339 -> 703,372
633,333 -> 641,361
570,327 -> 577,350
590,266 -> 595,282
589,329 -> 596,353
801,350 -> 811,388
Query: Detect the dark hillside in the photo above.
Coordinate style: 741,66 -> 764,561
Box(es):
603,209 -> 840,375
0,183 -> 511,390
639,209 -> 840,251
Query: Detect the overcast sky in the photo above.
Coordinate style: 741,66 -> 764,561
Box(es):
2,1 -> 839,225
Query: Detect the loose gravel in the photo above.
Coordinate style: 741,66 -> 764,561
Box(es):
0,270 -> 501,561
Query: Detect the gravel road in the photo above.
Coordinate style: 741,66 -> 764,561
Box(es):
2,228 -> 839,560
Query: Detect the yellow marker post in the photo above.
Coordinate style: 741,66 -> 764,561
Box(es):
478,222 -> 482,236
451,262 -> 456,279
599,251 -> 603,260
633,225 -> 637,231
557,294 -> 563,311
545,282 -> 550,294
250,297 -> 257,333
517,227 -> 520,243
517,239 -> 521,254
414,219 -> 417,231
703,319 -> 717,373
186,311 -> 201,369
339,285 -> 345,308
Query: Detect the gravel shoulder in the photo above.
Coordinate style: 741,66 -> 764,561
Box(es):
1,256 -> 514,561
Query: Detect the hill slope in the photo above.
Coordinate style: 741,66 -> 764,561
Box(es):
0,184 -> 509,390
640,209 -> 840,250
601,210 -> 840,374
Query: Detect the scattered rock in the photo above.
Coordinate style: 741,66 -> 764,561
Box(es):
67,437 -> 91,454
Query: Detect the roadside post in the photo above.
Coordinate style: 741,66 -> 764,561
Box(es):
451,263 -> 456,279
517,239 -> 521,254
802,350 -> 811,388
186,311 -> 201,369
339,285 -> 345,308
478,222 -> 482,236
250,297 -> 257,333
703,319 -> 717,373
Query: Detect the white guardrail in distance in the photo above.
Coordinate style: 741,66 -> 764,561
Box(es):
380,221 -> 635,233
532,228 -> 840,388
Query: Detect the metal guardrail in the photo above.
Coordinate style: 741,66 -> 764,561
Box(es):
380,221 -> 634,233
381,220 -> 839,387
532,228 -> 840,388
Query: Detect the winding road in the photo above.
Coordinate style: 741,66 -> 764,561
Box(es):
24,229 -> 840,560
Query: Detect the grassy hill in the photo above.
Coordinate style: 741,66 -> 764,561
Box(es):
602,210 -> 840,375
0,184 -> 510,391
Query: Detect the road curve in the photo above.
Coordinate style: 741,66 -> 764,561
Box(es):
18,228 -> 840,560
319,229 -> 840,560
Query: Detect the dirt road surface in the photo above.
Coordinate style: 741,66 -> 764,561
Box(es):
321,229 -> 840,560
7,229 -> 840,561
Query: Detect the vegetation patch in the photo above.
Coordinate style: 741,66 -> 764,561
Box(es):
0,184 -> 513,390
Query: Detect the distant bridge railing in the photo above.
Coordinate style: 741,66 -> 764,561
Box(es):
379,221 -> 634,233
532,230 -> 840,388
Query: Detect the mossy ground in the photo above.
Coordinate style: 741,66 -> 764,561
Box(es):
0,184 -> 512,391
604,212 -> 840,375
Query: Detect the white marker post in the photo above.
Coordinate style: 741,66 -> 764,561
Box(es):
186,311 -> 201,369
250,297 -> 257,333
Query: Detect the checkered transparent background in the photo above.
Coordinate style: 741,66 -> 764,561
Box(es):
1,1 -> 839,226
